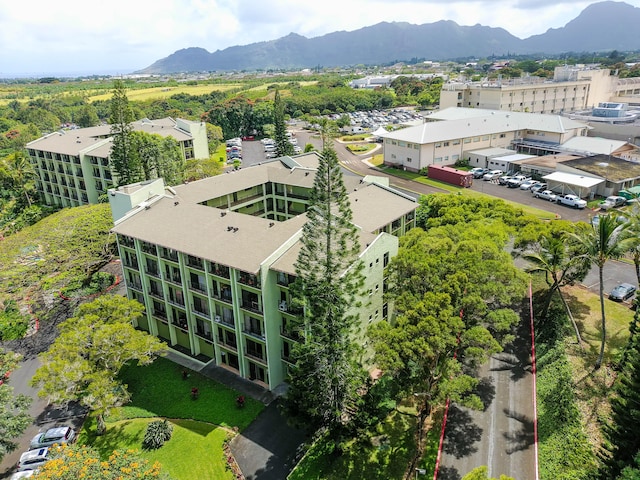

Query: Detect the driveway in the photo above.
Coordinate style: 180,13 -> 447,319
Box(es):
230,400 -> 307,480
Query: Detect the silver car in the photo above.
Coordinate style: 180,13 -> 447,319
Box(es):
29,426 -> 75,450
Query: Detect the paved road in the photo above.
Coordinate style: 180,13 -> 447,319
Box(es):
0,357 -> 86,479
437,320 -> 536,480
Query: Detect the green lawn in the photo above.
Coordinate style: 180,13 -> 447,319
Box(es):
288,409 -> 417,480
78,356 -> 264,478
79,417 -> 233,480
112,356 -> 263,430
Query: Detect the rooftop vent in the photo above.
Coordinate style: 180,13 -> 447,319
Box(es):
174,201 -> 179,206
233,227 -> 239,232
221,212 -> 227,217
227,226 -> 233,231
269,222 -> 275,227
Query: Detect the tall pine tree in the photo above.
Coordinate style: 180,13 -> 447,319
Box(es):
600,326 -> 640,478
284,145 -> 365,442
273,89 -> 294,158
109,80 -> 137,186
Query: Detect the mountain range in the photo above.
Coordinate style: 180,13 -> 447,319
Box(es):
137,1 -> 640,74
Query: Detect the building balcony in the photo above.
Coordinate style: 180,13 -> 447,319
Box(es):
281,327 -> 302,342
165,275 -> 182,286
141,243 -> 157,255
281,351 -> 294,364
213,292 -> 233,304
192,304 -> 211,319
189,281 -> 207,294
241,301 -> 262,314
187,256 -> 204,270
148,289 -> 164,301
214,315 -> 235,328
128,280 -> 143,291
145,267 -> 161,278
168,296 -> 185,308
238,273 -> 260,288
245,351 -> 267,365
160,249 -> 179,262
171,319 -> 189,331
209,264 -> 230,279
229,192 -> 263,208
123,259 -> 139,270
277,272 -> 295,287
218,337 -> 237,351
243,328 -> 265,341
195,328 -> 213,342
152,310 -> 168,322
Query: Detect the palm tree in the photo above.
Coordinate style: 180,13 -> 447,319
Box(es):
569,213 -> 635,369
524,232 -> 590,345
3,151 -> 38,207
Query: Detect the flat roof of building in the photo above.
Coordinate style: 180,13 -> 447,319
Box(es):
514,154 -> 581,169
560,136 -> 628,156
543,171 -> 604,188
562,154 -> 640,182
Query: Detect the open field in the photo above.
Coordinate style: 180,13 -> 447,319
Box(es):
88,83 -> 243,102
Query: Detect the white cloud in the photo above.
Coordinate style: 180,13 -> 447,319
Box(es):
1,0 -> 639,75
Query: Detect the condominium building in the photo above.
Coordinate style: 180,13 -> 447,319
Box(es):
109,153 -> 417,391
440,67 -> 617,114
26,118 -> 209,208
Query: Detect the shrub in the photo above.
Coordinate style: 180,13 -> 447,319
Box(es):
143,419 -> 173,450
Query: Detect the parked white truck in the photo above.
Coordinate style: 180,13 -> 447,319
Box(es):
557,194 -> 587,209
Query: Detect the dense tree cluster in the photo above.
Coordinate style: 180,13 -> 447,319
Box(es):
31,295 -> 167,434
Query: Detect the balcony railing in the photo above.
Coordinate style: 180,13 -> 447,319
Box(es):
187,257 -> 204,270
281,327 -> 302,341
245,350 -> 267,364
189,281 -> 207,294
123,259 -> 139,269
196,328 -> 213,342
168,296 -> 185,307
165,275 -> 182,286
152,309 -> 168,322
243,327 -> 265,341
145,267 -> 161,278
241,301 -> 262,314
148,289 -> 164,300
209,264 -> 230,279
128,280 -> 143,291
213,291 -> 233,304
238,273 -> 260,288
214,315 -> 235,328
171,319 -> 188,331
218,336 -> 237,350
160,249 -> 179,262
192,304 -> 210,319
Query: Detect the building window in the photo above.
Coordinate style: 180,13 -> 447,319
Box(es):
443,142 -> 450,147
452,139 -> 460,145
407,158 -> 412,163
435,143 -> 442,148
383,252 -> 389,267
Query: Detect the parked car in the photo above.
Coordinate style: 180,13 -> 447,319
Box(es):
530,183 -> 547,194
498,175 -> 514,185
609,283 -> 637,302
520,180 -> 541,190
30,426 -> 76,449
470,167 -> 489,179
557,194 -> 587,209
506,175 -> 529,188
599,195 -> 627,210
483,170 -> 503,181
17,448 -> 50,471
534,190 -> 558,202
10,471 -> 35,479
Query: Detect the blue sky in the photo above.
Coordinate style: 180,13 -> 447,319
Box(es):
1,0 -> 638,76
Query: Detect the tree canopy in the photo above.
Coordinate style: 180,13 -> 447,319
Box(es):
31,295 -> 167,434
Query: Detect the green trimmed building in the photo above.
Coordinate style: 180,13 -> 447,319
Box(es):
26,117 -> 208,208
109,153 -> 417,390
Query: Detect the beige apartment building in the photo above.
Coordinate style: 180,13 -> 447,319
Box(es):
440,67 -> 618,114
26,117 -> 209,208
